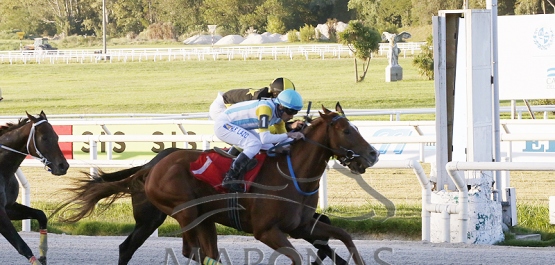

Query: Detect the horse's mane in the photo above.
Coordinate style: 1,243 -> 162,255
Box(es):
0,118 -> 29,136
301,112 -> 337,137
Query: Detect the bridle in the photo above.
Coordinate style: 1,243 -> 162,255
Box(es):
0,119 -> 52,170
301,115 -> 361,167
275,114 -> 363,196
273,114 -> 364,196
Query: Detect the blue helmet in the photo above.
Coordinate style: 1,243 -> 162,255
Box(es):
275,89 -> 303,111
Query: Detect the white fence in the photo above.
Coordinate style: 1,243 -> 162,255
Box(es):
10,111 -> 555,235
0,42 -> 426,64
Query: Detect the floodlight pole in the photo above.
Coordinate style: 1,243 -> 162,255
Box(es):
102,0 -> 107,54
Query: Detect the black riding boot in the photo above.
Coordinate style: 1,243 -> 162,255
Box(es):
227,146 -> 241,157
222,153 -> 252,192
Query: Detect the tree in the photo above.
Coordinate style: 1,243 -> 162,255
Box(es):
267,16 -> 287,34
347,0 -> 379,26
281,0 -> 318,30
338,21 -> 381,83
515,0 -> 554,14
0,0 -> 45,35
43,0 -> 85,35
254,0 -> 289,33
379,0 -> 412,28
410,0 -> 460,26
515,0 -> 542,14
154,0 -> 203,35
307,0 -> 354,24
201,0 -> 265,34
413,35 -> 434,80
110,0 -> 149,37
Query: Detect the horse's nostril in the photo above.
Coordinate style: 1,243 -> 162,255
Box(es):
59,162 -> 70,172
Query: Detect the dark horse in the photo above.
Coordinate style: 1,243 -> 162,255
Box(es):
59,106 -> 378,264
0,111 -> 69,265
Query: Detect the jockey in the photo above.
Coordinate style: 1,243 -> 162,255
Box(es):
214,89 -> 305,192
208,77 -> 296,121
209,77 -> 304,156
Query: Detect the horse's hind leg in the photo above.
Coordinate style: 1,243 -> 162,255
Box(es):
254,226 -> 303,265
172,210 -> 220,264
0,206 -> 40,264
118,196 -> 167,265
195,221 -> 220,264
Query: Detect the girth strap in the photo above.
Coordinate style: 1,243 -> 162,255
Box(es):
227,194 -> 243,231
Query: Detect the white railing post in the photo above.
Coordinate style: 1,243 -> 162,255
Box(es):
89,138 -> 98,176
15,169 -> 31,232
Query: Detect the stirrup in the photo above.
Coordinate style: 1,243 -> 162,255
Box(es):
222,176 -> 245,193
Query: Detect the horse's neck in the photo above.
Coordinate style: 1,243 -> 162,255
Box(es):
289,128 -> 332,178
0,124 -> 30,169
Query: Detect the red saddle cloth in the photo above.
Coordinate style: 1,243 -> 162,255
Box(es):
190,151 -> 266,193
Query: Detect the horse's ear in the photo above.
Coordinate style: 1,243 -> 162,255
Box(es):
318,108 -> 332,123
39,110 -> 47,120
321,105 -> 331,114
26,111 -> 37,123
335,102 -> 345,117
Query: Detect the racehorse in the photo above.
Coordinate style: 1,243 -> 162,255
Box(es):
56,103 -> 351,265
0,111 -> 69,265
57,105 -> 378,264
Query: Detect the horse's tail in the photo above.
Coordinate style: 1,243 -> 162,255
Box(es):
91,147 -> 183,182
52,167 -> 151,223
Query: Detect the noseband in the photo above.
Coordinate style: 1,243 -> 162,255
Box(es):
0,119 -> 52,170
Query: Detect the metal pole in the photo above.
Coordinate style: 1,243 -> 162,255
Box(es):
487,0 -> 501,197
102,0 -> 107,54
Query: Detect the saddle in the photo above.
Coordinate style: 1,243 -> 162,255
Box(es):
190,150 -> 266,193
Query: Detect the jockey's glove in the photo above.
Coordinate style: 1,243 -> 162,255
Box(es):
286,131 -> 305,140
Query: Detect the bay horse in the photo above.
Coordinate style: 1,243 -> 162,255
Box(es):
58,106 -> 378,264
0,111 -> 69,265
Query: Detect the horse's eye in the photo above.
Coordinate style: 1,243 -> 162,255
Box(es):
343,128 -> 350,135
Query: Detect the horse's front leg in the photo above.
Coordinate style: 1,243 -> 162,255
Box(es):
1,206 -> 41,264
290,214 -> 348,265
7,203 -> 49,264
254,226 -> 303,265
290,220 -> 365,265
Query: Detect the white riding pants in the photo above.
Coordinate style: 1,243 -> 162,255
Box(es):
214,120 -> 274,159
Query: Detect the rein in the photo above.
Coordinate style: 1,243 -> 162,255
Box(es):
286,155 -> 318,196
0,119 -> 52,170
279,114 -> 362,196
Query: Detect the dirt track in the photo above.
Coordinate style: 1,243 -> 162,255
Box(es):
1,232 -> 555,264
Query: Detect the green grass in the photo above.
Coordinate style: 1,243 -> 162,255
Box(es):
12,201 -> 423,240
0,57 -> 435,119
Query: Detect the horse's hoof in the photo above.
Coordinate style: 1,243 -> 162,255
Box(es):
38,256 -> 47,265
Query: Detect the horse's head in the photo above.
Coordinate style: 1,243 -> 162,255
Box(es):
26,111 -> 69,175
319,106 -> 379,174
